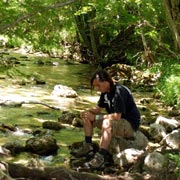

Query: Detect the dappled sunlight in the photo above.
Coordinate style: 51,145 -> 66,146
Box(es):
14,159 -> 29,165
34,118 -> 48,123
81,95 -> 99,104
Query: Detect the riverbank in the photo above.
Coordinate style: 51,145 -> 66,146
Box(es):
0,49 -> 180,179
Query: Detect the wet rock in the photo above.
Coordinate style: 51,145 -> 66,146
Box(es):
0,161 -> 13,180
156,116 -> 180,132
0,75 -> 6,79
32,129 -> 50,136
42,121 -> 63,130
0,98 -> 23,107
0,146 -> 10,156
114,148 -> 145,168
72,117 -> 83,127
26,158 -> 44,169
143,152 -> 168,175
51,84 -> 78,98
161,129 -> 180,149
108,131 -> 148,154
25,135 -> 59,155
145,142 -> 161,153
139,98 -> 152,104
2,141 -> 25,155
0,124 -> 17,132
58,111 -> 80,125
139,125 -> 150,138
148,123 -> 166,142
168,109 -> 180,117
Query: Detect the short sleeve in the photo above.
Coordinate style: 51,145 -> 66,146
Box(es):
97,93 -> 105,108
113,91 -> 126,114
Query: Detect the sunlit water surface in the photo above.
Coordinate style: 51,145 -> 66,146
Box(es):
0,52 -> 98,165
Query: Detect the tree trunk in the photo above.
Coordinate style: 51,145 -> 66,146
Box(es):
163,0 -> 180,52
141,29 -> 154,67
89,22 -> 100,63
73,4 -> 100,64
8,163 -> 101,180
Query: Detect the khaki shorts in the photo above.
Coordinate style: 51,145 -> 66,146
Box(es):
111,119 -> 135,138
95,118 -> 135,139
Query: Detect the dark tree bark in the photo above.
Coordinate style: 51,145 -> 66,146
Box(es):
8,163 -> 101,180
163,0 -> 180,51
74,3 -> 100,64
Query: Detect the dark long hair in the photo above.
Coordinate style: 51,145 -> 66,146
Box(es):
90,69 -> 114,91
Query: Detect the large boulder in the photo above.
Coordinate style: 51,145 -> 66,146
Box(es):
161,129 -> 180,149
114,148 -> 145,167
148,123 -> 166,142
156,116 -> 180,132
144,152 -> 168,171
42,121 -> 63,130
51,85 -> 78,98
108,131 -> 148,154
25,135 -> 59,156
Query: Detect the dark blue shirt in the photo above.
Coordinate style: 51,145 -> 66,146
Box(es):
97,83 -> 140,131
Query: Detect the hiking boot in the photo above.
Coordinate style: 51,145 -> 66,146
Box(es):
84,152 -> 114,170
71,143 -> 94,158
85,152 -> 105,170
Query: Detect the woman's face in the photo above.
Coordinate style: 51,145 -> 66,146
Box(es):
92,78 -> 110,93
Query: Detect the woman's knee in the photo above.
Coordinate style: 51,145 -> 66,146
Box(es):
102,119 -> 112,129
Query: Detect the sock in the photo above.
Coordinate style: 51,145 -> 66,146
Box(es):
99,148 -> 108,156
85,136 -> 92,144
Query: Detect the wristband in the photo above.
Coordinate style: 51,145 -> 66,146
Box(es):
95,115 -> 103,121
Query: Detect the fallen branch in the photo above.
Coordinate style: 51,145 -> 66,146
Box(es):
23,100 -> 61,110
0,98 -> 61,110
8,163 -> 101,180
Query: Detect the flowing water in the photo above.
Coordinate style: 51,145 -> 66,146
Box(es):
0,51 -> 98,166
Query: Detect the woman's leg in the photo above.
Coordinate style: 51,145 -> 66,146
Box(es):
81,111 -> 94,137
99,119 -> 112,150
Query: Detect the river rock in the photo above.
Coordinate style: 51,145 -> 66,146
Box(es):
144,152 -> 168,176
0,98 -> 23,107
148,123 -> 166,142
0,161 -> 13,180
58,111 -> 80,125
51,84 -> 78,98
114,148 -> 145,167
161,129 -> 180,149
0,146 -> 10,156
2,141 -> 25,155
72,117 -> 83,127
108,131 -> 148,154
42,121 -> 63,130
156,116 -> 180,132
25,135 -> 59,155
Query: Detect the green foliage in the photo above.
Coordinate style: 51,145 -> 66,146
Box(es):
161,75 -> 180,106
0,0 -> 76,54
0,0 -> 179,109
0,0 -> 172,58
155,59 -> 180,107
169,153 -> 180,177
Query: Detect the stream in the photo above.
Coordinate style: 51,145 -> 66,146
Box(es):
0,50 -> 169,168
0,50 -> 99,166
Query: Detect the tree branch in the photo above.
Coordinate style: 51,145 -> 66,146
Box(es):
0,0 -> 77,33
